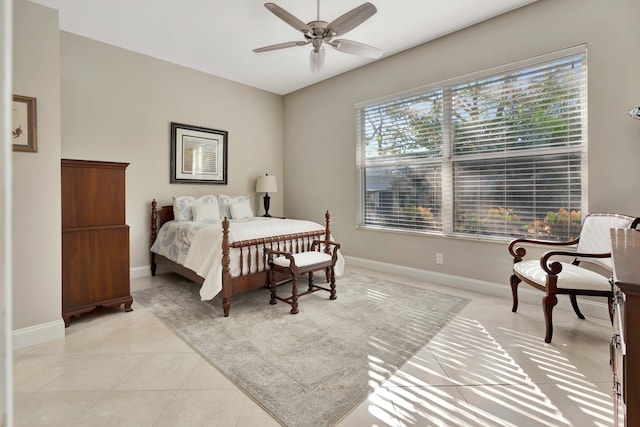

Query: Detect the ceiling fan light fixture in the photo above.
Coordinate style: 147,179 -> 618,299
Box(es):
310,45 -> 326,73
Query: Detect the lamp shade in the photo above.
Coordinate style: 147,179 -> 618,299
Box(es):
256,175 -> 277,193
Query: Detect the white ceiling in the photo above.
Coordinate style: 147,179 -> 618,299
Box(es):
28,0 -> 538,95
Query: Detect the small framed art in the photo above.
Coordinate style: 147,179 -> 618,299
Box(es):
12,95 -> 37,153
170,122 -> 228,184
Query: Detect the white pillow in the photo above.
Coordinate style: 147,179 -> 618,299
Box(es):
172,196 -> 196,221
230,199 -> 254,219
218,194 -> 251,219
192,195 -> 221,222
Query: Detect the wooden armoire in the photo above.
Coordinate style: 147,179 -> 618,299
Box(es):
61,159 -> 133,326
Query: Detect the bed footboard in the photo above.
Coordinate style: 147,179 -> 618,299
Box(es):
150,199 -> 332,317
220,211 -> 332,316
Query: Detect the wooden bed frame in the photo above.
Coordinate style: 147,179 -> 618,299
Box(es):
150,199 -> 332,317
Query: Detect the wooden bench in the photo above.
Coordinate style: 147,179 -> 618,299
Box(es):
266,240 -> 341,314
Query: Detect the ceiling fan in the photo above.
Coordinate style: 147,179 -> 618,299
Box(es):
253,1 -> 383,72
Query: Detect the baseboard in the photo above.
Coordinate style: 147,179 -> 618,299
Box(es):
13,319 -> 66,350
343,255 -> 610,320
131,264 -> 169,279
130,265 -> 151,279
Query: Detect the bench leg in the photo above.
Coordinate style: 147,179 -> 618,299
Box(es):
329,266 -> 337,300
269,267 -> 277,305
291,276 -> 299,314
307,271 -> 314,291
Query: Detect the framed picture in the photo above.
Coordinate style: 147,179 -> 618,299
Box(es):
170,122 -> 228,184
12,95 -> 37,153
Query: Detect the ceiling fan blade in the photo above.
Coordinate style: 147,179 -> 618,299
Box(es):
310,46 -> 326,73
332,39 -> 383,59
327,2 -> 377,36
253,41 -> 309,53
264,3 -> 311,33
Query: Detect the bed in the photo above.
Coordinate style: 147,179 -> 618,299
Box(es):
149,198 -> 344,317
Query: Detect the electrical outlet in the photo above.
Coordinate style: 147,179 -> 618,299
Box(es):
436,252 -> 444,264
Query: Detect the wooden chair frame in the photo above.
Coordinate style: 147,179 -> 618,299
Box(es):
508,213 -> 640,343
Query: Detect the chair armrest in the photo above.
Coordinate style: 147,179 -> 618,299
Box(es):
540,250 -> 611,275
508,236 -> 579,260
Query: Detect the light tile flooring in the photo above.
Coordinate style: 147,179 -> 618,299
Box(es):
13,266 -> 616,426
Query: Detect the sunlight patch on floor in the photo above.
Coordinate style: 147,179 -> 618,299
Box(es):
360,315 -> 613,426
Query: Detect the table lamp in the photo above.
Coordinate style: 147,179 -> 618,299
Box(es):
256,174 -> 277,217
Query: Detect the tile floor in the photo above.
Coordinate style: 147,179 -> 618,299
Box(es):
13,266 -> 616,426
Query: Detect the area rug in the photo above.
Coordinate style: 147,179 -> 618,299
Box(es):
133,271 -> 470,427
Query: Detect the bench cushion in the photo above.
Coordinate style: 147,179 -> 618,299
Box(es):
273,251 -> 332,268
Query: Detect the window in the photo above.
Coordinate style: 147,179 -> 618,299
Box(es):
356,46 -> 587,241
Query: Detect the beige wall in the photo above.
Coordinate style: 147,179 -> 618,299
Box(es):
13,0 -> 640,336
12,1 -> 61,331
60,33 -> 284,272
12,1 -> 283,336
282,0 -> 640,287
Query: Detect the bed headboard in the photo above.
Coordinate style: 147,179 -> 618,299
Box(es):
150,199 -> 174,246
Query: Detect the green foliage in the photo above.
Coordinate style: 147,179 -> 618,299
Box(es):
364,93 -> 444,158
522,208 -> 582,240
455,207 -> 523,237
375,204 -> 581,241
455,207 -> 581,240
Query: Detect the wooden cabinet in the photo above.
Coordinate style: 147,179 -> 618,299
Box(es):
61,159 -> 133,326
610,228 -> 640,426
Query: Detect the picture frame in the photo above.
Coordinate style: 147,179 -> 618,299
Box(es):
12,95 -> 37,153
170,122 -> 228,184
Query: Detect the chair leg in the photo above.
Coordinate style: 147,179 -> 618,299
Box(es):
290,276 -> 299,314
510,274 -> 521,312
542,294 -> 558,343
269,268 -> 277,305
569,294 -> 586,319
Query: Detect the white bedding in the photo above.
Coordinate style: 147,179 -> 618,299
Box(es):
151,217 -> 344,300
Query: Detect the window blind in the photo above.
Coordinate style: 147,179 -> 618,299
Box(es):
356,45 -> 587,241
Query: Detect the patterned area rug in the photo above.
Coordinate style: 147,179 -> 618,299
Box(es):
133,271 -> 470,427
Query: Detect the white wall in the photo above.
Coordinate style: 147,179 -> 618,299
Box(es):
12,1 -> 63,338
59,33 -> 284,273
282,0 -> 640,289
